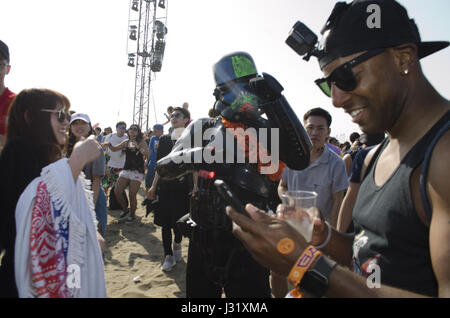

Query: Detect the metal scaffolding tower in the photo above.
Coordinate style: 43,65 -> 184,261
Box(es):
127,0 -> 168,131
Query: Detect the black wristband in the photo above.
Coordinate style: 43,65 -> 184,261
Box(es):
298,254 -> 337,298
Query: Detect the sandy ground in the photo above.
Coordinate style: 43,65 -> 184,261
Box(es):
103,187 -> 190,298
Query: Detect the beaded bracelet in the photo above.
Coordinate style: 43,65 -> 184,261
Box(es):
314,221 -> 331,250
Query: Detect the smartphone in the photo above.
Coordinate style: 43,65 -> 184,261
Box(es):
214,179 -> 250,217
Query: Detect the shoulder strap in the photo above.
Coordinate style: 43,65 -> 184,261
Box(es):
420,121 -> 450,222
361,138 -> 388,182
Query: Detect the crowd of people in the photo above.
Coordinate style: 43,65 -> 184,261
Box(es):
0,0 -> 449,299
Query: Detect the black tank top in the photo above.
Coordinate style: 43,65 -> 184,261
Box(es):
351,111 -> 449,297
123,145 -> 145,173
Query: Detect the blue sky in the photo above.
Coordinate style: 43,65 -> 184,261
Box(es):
1,0 -> 449,141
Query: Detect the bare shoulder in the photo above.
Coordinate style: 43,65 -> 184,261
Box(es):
427,129 -> 450,193
426,128 -> 450,228
427,129 -> 450,297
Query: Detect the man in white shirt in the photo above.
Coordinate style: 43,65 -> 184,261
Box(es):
279,108 -> 348,227
103,121 -> 128,196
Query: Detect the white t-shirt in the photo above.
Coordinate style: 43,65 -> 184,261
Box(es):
104,133 -> 128,169
281,146 -> 349,222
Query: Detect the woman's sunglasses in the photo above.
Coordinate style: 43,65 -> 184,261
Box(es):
315,48 -> 385,97
41,108 -> 71,123
129,127 -> 139,132
170,112 -> 182,119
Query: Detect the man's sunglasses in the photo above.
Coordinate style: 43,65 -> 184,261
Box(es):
41,108 -> 71,123
315,48 -> 385,97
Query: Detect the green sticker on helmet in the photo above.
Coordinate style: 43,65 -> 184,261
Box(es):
232,55 -> 256,79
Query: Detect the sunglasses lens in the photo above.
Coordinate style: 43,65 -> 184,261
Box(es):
317,80 -> 332,97
332,65 -> 357,92
58,110 -> 70,123
316,65 -> 357,97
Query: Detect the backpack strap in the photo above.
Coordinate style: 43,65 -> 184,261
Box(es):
420,121 -> 450,222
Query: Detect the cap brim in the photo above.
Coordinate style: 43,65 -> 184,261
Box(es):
417,41 -> 449,59
70,118 -> 90,125
319,41 -> 450,70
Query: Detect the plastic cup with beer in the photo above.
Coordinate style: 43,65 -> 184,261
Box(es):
279,190 -> 318,242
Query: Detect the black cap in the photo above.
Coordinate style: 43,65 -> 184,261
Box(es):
318,0 -> 449,69
0,40 -> 9,62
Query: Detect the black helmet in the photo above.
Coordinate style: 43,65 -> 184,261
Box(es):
213,52 -> 258,86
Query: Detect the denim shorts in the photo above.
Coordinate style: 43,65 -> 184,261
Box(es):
119,169 -> 144,182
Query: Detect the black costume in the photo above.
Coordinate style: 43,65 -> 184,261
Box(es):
156,52 -> 311,297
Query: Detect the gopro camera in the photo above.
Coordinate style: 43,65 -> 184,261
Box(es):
286,21 -> 320,61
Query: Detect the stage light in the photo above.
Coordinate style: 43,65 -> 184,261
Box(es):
158,0 -> 166,9
154,40 -> 166,54
129,25 -> 137,40
128,53 -> 136,67
131,0 -> 139,11
151,55 -> 162,72
154,20 -> 168,40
